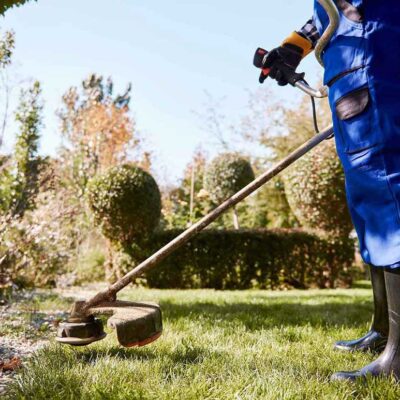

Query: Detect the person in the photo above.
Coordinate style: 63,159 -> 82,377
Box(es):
256,0 -> 400,381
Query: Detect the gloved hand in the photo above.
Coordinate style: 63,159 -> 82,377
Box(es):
261,44 -> 303,86
254,32 -> 313,85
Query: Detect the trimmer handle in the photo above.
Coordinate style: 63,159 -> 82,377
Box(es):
253,47 -> 305,85
253,48 -> 272,83
253,47 -> 328,98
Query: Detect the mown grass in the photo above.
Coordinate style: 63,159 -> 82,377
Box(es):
6,286 -> 400,399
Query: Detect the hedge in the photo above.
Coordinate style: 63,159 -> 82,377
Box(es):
123,229 -> 355,290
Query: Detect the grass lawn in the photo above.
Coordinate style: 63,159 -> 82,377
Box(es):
5,284 -> 400,400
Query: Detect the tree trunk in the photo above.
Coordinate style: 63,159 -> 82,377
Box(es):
189,164 -> 196,226
232,207 -> 240,230
105,240 -> 121,282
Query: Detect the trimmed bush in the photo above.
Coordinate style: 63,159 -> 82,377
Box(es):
124,229 -> 355,290
204,153 -> 255,203
283,140 -> 353,237
87,164 -> 161,245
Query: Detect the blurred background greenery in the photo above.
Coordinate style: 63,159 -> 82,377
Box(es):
0,1 -> 363,295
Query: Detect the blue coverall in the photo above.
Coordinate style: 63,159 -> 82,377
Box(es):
314,0 -> 400,268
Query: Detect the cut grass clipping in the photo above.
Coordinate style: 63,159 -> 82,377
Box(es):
6,286 -> 400,400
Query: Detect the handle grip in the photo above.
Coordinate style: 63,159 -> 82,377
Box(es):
253,47 -> 305,85
253,47 -> 328,98
253,48 -> 271,83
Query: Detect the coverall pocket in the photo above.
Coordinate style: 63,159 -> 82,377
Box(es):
329,68 -> 379,154
336,87 -> 369,121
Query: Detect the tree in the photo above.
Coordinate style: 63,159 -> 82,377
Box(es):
0,30 -> 15,68
58,74 -> 137,195
162,149 -> 210,228
1,0 -> 36,16
0,30 -> 16,147
0,81 -> 43,217
0,81 -> 47,286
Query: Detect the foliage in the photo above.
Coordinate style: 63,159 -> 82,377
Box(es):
0,69 -> 151,288
58,74 -> 137,195
204,153 -> 255,229
204,153 -> 255,204
259,180 -> 298,228
9,286 -> 400,400
262,91 -> 333,162
0,30 -> 15,68
0,212 -> 68,288
241,90 -> 350,235
283,140 -> 353,237
0,30 -> 16,147
162,150 -> 252,231
123,229 -> 355,290
242,91 -> 351,237
0,82 -> 50,286
240,158 -> 299,229
0,0 -> 35,16
87,164 -> 162,245
0,174 -> 95,288
54,74 -> 153,284
162,150 -> 211,229
0,81 -> 43,217
52,74 -> 149,284
233,89 -> 335,230
73,247 -> 106,285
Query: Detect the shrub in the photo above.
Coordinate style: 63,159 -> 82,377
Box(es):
283,140 -> 353,237
87,164 -> 161,245
124,229 -> 355,290
204,153 -> 255,229
204,153 -> 255,204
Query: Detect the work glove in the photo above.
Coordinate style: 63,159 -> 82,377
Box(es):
254,32 -> 313,85
261,44 -> 302,85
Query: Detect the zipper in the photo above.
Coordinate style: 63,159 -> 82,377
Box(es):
327,66 -> 364,87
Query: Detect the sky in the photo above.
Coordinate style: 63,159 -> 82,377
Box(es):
0,0 -> 320,183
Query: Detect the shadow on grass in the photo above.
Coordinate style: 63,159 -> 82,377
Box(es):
159,297 -> 373,331
76,347 -> 158,362
75,343 -> 217,366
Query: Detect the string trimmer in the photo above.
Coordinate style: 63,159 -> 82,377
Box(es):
56,0 -> 339,348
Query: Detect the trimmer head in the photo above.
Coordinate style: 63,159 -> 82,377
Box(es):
105,301 -> 163,347
56,316 -> 107,346
56,301 -> 163,348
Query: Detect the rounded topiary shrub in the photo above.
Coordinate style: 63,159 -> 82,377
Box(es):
204,153 -> 255,203
283,140 -> 353,237
87,164 -> 161,245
